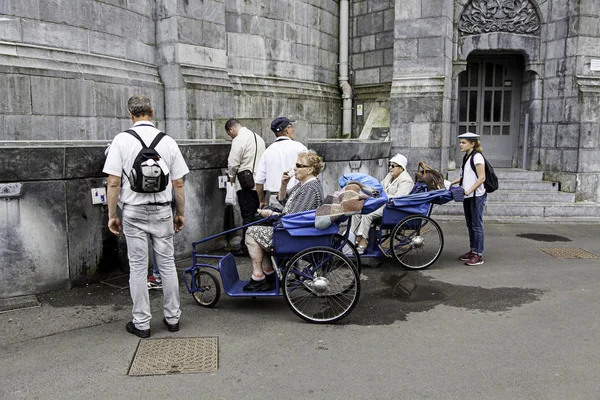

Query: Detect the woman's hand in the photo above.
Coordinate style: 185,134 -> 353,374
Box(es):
257,209 -> 278,218
281,170 -> 292,186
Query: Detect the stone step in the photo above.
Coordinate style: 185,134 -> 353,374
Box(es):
493,180 -> 559,191
489,191 -> 575,203
432,202 -> 600,218
447,168 -> 544,181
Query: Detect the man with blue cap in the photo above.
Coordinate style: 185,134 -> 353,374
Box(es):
254,117 -> 308,209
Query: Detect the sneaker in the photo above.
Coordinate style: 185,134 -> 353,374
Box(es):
126,321 -> 150,338
243,278 -> 271,292
459,251 -> 475,262
465,254 -> 484,266
163,318 -> 179,332
147,275 -> 162,290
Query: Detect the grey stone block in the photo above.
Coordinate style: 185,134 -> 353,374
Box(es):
4,115 -> 60,140
394,39 -> 418,59
395,0 -> 421,21
364,50 -> 384,68
351,54 -> 364,69
418,36 -> 445,57
579,149 -> 600,172
128,0 -> 153,16
563,149 -> 578,172
355,68 -> 380,85
0,182 -> 69,298
393,57 -> 447,75
395,17 -> 447,39
384,48 -> 394,65
556,124 -> 580,148
546,39 -> 566,59
21,19 -> 89,52
361,35 -> 376,52
580,123 -> 599,148
126,39 -> 157,64
92,1 -> 125,37
177,16 -> 204,45
0,0 -> 40,19
368,0 -> 391,13
30,77 -> 94,116
375,31 -> 393,50
540,124 -> 557,147
357,12 -> 384,36
202,21 -> 226,49
353,0 -> 367,16
89,31 -> 127,59
0,147 -> 64,181
384,9 -> 394,31
379,66 -> 393,82
0,17 -> 21,42
0,74 -> 32,114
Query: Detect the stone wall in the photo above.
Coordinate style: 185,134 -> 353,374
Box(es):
350,0 -> 394,137
0,140 -> 390,298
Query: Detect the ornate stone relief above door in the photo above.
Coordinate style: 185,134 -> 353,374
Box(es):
458,0 -> 541,36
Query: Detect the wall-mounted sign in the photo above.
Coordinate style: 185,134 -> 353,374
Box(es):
357,104 -> 363,116
591,59 -> 600,71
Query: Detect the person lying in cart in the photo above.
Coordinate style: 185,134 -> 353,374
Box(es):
243,150 -> 325,292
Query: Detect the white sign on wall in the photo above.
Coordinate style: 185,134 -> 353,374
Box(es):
591,59 -> 600,71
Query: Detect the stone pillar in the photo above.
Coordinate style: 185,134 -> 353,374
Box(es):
156,0 -> 231,139
390,0 -> 454,172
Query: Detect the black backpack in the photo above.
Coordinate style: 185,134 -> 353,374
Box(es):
125,129 -> 169,193
465,151 -> 499,193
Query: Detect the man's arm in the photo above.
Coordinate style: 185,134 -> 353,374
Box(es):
172,178 -> 185,232
256,183 -> 266,208
227,138 -> 242,182
106,175 -> 122,236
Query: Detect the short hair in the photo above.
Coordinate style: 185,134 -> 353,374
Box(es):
225,119 -> 240,131
298,150 -> 324,176
127,95 -> 153,117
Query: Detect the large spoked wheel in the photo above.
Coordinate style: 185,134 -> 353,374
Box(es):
390,215 -> 443,270
283,247 -> 360,324
332,234 -> 362,274
192,271 -> 221,307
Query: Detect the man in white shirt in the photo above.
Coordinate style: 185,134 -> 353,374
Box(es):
103,95 -> 189,338
226,119 -> 266,254
255,117 -> 308,209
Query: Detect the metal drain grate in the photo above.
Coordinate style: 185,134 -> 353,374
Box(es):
0,295 -> 40,314
100,275 -> 129,289
539,248 -> 598,259
128,337 -> 219,376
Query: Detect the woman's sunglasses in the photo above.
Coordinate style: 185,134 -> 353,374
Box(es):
388,164 -> 400,168
295,163 -> 309,169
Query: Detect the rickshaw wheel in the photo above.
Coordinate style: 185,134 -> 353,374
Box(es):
283,247 -> 360,324
332,234 -> 362,274
390,215 -> 444,270
192,271 -> 221,307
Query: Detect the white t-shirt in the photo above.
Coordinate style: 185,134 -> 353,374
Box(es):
103,121 -> 189,206
255,137 -> 308,192
461,152 -> 486,198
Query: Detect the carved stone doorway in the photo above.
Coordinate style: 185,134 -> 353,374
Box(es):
457,55 -> 523,168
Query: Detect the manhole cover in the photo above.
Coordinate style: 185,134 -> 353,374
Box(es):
128,337 -> 219,376
101,274 -> 129,289
539,248 -> 598,259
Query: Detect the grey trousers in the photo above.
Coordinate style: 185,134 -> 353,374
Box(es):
122,204 -> 181,330
351,205 -> 385,240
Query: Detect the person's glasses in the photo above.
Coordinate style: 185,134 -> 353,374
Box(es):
388,164 -> 399,168
295,163 -> 309,169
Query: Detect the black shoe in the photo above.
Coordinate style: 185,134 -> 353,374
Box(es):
265,272 -> 276,287
163,318 -> 179,332
126,321 -> 150,338
243,278 -> 271,292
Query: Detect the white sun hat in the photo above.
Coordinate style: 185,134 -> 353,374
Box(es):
457,132 -> 480,139
389,153 -> 408,169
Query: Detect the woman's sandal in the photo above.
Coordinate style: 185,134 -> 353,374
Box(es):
356,245 -> 366,255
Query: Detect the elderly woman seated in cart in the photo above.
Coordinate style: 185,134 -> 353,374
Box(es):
244,150 -> 325,292
351,153 -> 414,254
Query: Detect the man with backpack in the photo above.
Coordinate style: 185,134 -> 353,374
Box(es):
103,95 -> 189,338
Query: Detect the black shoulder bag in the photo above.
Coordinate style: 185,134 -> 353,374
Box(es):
237,132 -> 258,190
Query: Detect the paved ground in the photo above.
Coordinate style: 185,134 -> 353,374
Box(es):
1,221 -> 600,399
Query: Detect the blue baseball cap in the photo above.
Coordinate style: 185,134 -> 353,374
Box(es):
271,117 -> 296,133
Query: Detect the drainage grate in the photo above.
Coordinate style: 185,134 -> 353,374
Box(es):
128,337 -> 219,376
539,248 -> 598,259
0,295 -> 41,314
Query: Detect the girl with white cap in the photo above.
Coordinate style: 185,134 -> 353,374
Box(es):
351,153 -> 414,254
450,132 -> 487,265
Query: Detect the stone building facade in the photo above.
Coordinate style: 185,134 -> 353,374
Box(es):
353,0 -> 600,201
1,0 -> 600,296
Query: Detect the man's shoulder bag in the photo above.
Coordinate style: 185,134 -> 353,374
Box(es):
237,132 -> 258,190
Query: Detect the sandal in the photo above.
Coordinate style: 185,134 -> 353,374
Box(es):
356,245 -> 366,255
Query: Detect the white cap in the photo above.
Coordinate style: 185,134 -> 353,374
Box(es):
389,153 -> 408,170
457,132 -> 480,139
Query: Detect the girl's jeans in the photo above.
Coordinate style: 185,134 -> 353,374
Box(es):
463,193 -> 487,255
